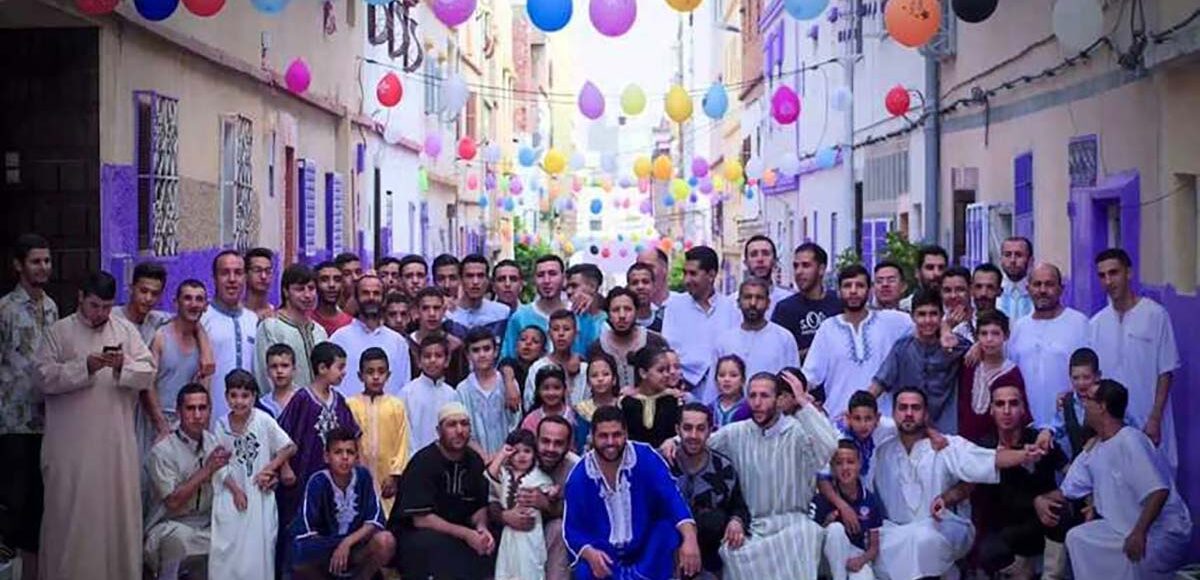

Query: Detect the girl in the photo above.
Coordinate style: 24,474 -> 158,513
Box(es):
520,365 -> 578,439
574,351 -> 621,450
620,346 -> 683,447
499,325 -> 547,413
210,370 -> 297,580
487,430 -> 555,580
711,355 -> 751,428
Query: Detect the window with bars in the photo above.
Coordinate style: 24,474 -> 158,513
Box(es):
220,115 -> 255,249
134,91 -> 180,256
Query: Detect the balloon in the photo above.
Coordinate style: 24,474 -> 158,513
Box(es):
498,175 -> 508,192
702,83 -> 729,119
518,146 -> 538,167
602,153 -> 619,174
815,146 -> 838,169
572,176 -> 584,192
723,159 -> 743,182
182,0 -> 223,17
745,157 -> 764,180
503,197 -> 515,211
652,155 -> 673,181
478,194 -> 489,208
952,0 -> 997,23
589,0 -> 637,37
670,178 -> 689,200
620,84 -> 647,115
441,74 -> 470,116
563,242 -> 575,254
578,81 -> 606,120
467,174 -> 479,190
713,175 -> 725,190
885,0 -> 942,48
429,0 -> 476,27
423,133 -> 443,158
569,152 -> 586,171
250,0 -> 288,13
544,149 -> 567,175
590,245 -> 600,255
639,199 -> 653,214
691,156 -> 709,178
284,58 -> 311,94
457,137 -> 476,160
482,143 -> 502,164
376,73 -> 403,107
135,0 -> 177,20
665,85 -> 693,123
601,247 -> 612,258
885,85 -> 911,116
666,0 -> 701,12
777,154 -> 801,176
633,156 -> 652,179
831,86 -> 853,111
509,175 -> 524,194
616,176 -> 631,188
783,0 -> 827,20
1053,0 -> 1103,53
771,85 -> 801,124
417,167 -> 430,191
662,194 -> 675,207
77,0 -> 119,15
698,177 -> 713,193
527,0 -> 573,32
485,173 -> 497,191
763,169 -> 778,187
590,199 -> 604,214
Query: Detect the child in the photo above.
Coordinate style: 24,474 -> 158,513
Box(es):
486,430 -> 555,580
457,327 -> 519,460
258,343 -> 298,419
711,355 -> 751,428
290,428 -> 395,580
346,347 -> 411,515
524,310 -> 588,411
574,351 -> 621,450
520,364 -> 578,438
211,370 -> 297,580
383,291 -> 410,336
399,333 -> 458,454
813,441 -> 882,580
499,325 -> 547,412
564,263 -> 607,353
1053,347 -> 1110,459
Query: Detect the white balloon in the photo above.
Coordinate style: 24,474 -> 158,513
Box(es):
831,86 -> 853,112
569,152 -> 586,170
777,154 -> 801,176
1053,0 -> 1103,54
745,156 -> 765,180
482,143 -> 502,164
384,121 -> 405,145
440,74 -> 471,118
601,153 -> 619,174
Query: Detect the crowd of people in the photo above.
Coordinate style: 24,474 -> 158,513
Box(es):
0,230 -> 1192,580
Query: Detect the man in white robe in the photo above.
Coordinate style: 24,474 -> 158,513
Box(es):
733,235 -> 794,320
1033,379 -> 1191,580
716,278 -> 801,378
873,387 -> 1042,580
662,246 -> 740,403
201,250 -> 258,419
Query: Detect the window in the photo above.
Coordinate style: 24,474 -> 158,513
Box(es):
220,115 -> 254,249
133,91 -> 179,256
424,60 -> 442,115
1167,174 -> 1198,292
1014,152 -> 1033,240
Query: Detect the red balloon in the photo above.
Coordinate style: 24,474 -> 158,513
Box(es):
183,0 -> 223,16
457,137 -> 477,161
886,85 -> 911,116
77,0 -> 119,14
601,248 -> 612,258
377,73 -> 403,108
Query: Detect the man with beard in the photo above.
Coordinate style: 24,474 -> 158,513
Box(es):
243,247 -> 276,319
1007,263 -> 1089,428
717,278 -> 801,377
376,256 -> 402,296
201,250 -> 259,418
870,261 -> 907,311
587,286 -> 667,389
771,242 -> 842,358
626,262 -> 664,332
998,237 -> 1034,320
873,387 -> 1042,580
399,255 -> 429,301
662,246 -> 740,403
737,235 -> 794,319
971,262 -> 1003,314
141,280 -> 211,456
113,261 -> 172,345
433,254 -> 463,316
899,245 -> 948,312
255,264 -> 328,399
491,259 -> 524,311
332,274 -> 412,398
501,255 -> 568,359
312,261 -> 353,336
803,265 -> 912,418
392,402 -> 493,579
448,254 -> 510,342
563,406 -> 701,579
35,271 -> 156,580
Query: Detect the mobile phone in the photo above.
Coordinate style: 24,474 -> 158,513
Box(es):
103,345 -> 121,353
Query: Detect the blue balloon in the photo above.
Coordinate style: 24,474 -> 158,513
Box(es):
365,0 -> 392,5
662,195 -> 675,207
527,0 -> 572,32
815,146 -> 838,169
478,195 -> 489,208
135,0 -> 178,20
503,197 -> 515,211
784,0 -> 828,20
250,0 -> 289,14
687,176 -> 698,187
590,199 -> 604,215
702,83 -> 729,120
518,146 -> 537,167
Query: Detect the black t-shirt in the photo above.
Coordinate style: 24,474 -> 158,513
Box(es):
770,291 -> 843,354
974,428 -> 1067,529
394,443 -> 488,529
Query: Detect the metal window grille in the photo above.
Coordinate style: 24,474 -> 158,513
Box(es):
220,115 -> 255,249
134,92 -> 179,256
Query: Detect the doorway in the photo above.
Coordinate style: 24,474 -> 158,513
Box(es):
1068,171 -> 1141,314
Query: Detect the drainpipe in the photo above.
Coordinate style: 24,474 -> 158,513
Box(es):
923,51 -> 940,244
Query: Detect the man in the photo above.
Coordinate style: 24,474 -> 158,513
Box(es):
716,278 -> 801,377
376,256 -> 402,296
899,245 -> 948,312
409,286 -> 468,384
34,270 -> 155,580
392,402 -> 493,579
331,274 -> 411,397
662,246 -> 740,403
447,254 -> 510,342
1035,380 -> 1192,580
636,247 -> 673,315
201,250 -> 258,420
998,236 -> 1034,320
671,403 -> 749,576
145,383 -> 225,580
626,262 -> 663,332
113,261 -> 172,345
0,233 -> 57,580
870,260 -> 907,311
771,242 -> 842,357
383,291 -> 411,335
563,406 -> 701,579
1089,248 -> 1180,471
873,387 -> 1042,580
501,255 -> 568,359
139,280 -> 211,459
334,251 -> 364,312
312,260 -> 353,336
1007,263 -> 1090,428
256,263 -> 329,399
491,258 -> 524,311
971,262 -> 1003,314
587,286 -> 668,389
739,235 -> 794,318
804,265 -> 913,418
244,247 -> 276,318
398,255 -> 429,300
565,263 -> 608,353
432,253 -> 462,313
941,266 -> 975,343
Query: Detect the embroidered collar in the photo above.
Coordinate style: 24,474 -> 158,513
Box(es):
583,441 -> 638,493
323,468 -> 360,535
209,300 -> 245,318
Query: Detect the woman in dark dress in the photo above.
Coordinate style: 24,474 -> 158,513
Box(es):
620,345 -> 682,447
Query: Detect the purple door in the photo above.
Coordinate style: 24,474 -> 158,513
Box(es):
1068,171 -> 1141,314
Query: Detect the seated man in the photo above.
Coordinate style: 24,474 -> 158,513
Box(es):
290,427 -> 394,580
391,402 -> 493,579
563,406 -> 702,580
145,383 -> 225,580
1034,380 -> 1192,580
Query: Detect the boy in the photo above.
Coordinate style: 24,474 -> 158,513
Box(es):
258,343 -> 298,419
565,263 -> 608,353
257,263 -> 329,392
399,333 -> 458,454
383,291 -> 410,336
290,428 -> 395,580
455,327 -> 519,459
524,310 -> 588,410
1053,347 -> 1103,459
814,441 -> 883,580
408,287 -> 469,385
346,347 -> 411,515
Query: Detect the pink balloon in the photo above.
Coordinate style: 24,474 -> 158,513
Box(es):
467,174 -> 479,190
284,58 -> 311,94
589,0 -> 636,37
771,85 -> 801,124
423,133 -> 442,158
578,81 -> 605,120
430,0 -> 476,27
691,156 -> 709,178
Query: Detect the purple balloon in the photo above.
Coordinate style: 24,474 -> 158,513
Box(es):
484,173 -> 497,191
691,156 -> 709,178
639,199 -> 653,214
699,177 -> 713,194
423,133 -> 443,158
430,0 -> 476,27
589,0 -> 636,37
509,175 -> 523,195
618,176 -> 633,188
578,81 -> 605,120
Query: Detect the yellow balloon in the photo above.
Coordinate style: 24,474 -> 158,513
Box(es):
543,149 -> 567,175
712,175 -> 725,190
563,242 -> 575,255
723,159 -> 743,181
652,154 -> 673,181
665,0 -> 702,11
665,85 -> 693,123
633,156 -> 652,179
670,178 -> 689,200
621,84 -> 646,116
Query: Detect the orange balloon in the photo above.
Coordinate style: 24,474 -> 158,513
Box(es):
884,0 -> 942,48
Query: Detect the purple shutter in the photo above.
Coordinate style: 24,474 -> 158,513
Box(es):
298,159 -> 317,261
1014,153 -> 1033,240
325,172 -> 345,257
861,221 -> 874,268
